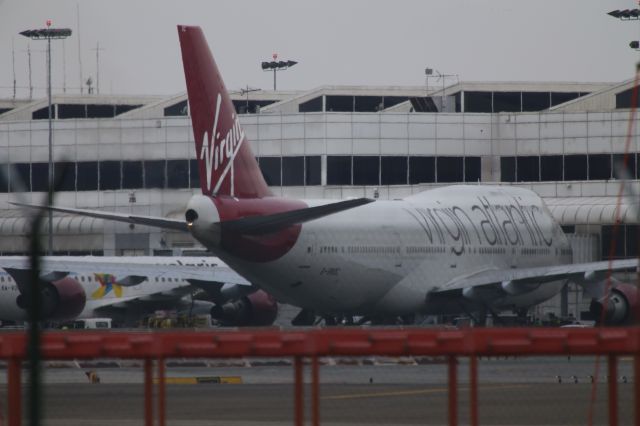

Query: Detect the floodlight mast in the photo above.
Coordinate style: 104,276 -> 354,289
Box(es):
608,8 -> 640,20
261,53 -> 298,90
20,22 -> 72,256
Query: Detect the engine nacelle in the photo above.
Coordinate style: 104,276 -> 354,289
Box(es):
590,283 -> 639,325
210,289 -> 278,326
16,277 -> 86,321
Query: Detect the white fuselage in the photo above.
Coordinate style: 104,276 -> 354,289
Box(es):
0,257 -> 218,322
203,186 -> 572,316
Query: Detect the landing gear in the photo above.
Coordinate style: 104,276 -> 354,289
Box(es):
514,308 -> 529,325
292,309 -> 316,326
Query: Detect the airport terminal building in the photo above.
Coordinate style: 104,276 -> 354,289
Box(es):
1,79 -> 639,320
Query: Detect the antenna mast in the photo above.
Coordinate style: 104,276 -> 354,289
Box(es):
62,39 -> 67,93
77,2 -> 83,94
27,43 -> 33,99
11,37 -> 16,100
92,42 -> 105,94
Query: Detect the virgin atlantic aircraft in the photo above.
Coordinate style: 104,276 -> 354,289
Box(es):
19,25 -> 639,325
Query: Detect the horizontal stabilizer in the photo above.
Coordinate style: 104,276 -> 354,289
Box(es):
220,198 -> 375,235
10,202 -> 189,232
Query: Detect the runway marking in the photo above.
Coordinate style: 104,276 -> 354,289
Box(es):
153,376 -> 242,385
322,384 -> 530,401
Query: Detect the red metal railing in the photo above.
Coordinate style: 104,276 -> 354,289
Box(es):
1,327 -> 639,426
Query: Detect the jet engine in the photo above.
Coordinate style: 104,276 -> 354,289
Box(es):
16,277 -> 86,321
210,289 -> 278,326
589,283 -> 639,325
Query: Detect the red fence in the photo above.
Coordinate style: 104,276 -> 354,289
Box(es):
2,327 -> 639,426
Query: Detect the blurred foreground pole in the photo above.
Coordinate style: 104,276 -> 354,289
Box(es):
8,358 -> 21,426
294,356 -> 304,426
27,197 -> 44,426
448,356 -> 457,426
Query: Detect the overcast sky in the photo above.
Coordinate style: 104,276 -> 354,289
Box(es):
0,0 -> 639,98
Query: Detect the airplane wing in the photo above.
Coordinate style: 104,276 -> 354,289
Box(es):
0,256 -> 251,287
434,258 -> 639,299
220,198 -> 375,235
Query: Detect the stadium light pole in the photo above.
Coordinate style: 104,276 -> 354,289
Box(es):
262,53 -> 297,90
607,8 -> 640,20
20,21 -> 72,255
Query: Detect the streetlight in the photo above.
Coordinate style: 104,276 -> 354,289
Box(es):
261,53 -> 297,90
20,21 -> 72,255
608,9 -> 640,20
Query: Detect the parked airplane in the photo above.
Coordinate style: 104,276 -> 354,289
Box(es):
15,25 -> 638,325
0,256 -> 277,326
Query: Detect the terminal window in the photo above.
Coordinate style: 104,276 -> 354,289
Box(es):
612,153 -> 636,178
326,96 -> 354,112
540,156 -> 563,181
522,92 -> 551,111
9,163 -> 30,192
259,157 -> 282,186
381,156 -> 408,185
464,91 -> 493,113
57,104 -> 86,119
189,159 -> 200,190
31,162 -> 49,192
298,96 -> 323,113
327,156 -> 352,185
500,157 -> 516,182
551,92 -> 581,107
616,88 -> 640,109
76,162 -> 98,191
353,156 -> 380,185
437,157 -> 463,182
0,164 -> 8,193
87,104 -> 115,118
32,107 -> 50,120
99,161 -> 121,190
564,155 -> 587,181
492,92 -> 521,113
57,162 -> 76,191
588,154 -> 611,180
305,156 -> 321,185
167,159 -> 189,189
409,156 -> 435,184
601,225 -> 639,259
354,96 -> 383,112
282,156 -> 305,186
464,157 -> 481,182
516,156 -> 540,182
164,100 -> 188,116
144,160 -> 166,189
122,161 -> 143,189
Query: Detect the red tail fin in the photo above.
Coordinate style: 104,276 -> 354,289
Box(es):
178,25 -> 271,198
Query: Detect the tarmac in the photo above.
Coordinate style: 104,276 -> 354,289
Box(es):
0,355 -> 635,425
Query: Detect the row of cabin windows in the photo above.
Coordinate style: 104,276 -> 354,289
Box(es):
500,154 -> 639,182
326,156 -> 481,185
